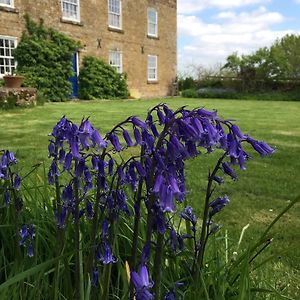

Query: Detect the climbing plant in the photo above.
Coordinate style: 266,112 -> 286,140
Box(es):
14,15 -> 80,101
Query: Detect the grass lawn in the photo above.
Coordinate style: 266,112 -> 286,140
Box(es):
1,98 -> 300,297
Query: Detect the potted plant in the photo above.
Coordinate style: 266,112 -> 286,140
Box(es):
3,73 -> 24,88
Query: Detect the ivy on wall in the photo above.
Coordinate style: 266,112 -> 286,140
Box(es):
14,15 -> 80,101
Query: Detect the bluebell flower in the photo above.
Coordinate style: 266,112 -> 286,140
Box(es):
91,129 -> 107,149
150,124 -> 159,137
209,195 -> 230,217
159,185 -> 176,213
102,219 -> 109,238
75,159 -> 85,177
64,152 -> 73,171
7,151 -> 17,164
134,127 -> 142,145
27,243 -> 34,257
48,142 -> 56,158
14,174 -> 21,191
108,158 -> 114,176
157,110 -> 166,125
246,137 -> 275,156
131,265 -> 154,300
231,124 -> 244,139
86,200 -> 94,219
4,190 -> 10,205
56,207 -> 67,228
58,148 -> 66,163
197,108 -> 217,119
123,129 -> 134,147
180,206 -> 197,227
213,175 -> 223,184
109,133 -> 122,152
141,243 -> 150,266
91,155 -> 99,170
132,116 -> 147,129
170,228 -> 177,253
222,162 -> 237,180
98,242 -> 116,264
92,268 -> 99,286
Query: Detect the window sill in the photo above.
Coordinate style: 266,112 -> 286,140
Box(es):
60,18 -> 83,26
147,80 -> 158,84
108,26 -> 124,34
147,34 -> 159,40
0,6 -> 19,13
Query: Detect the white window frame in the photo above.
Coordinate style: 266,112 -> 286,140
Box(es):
109,50 -> 122,74
147,55 -> 158,81
61,0 -> 80,22
147,8 -> 158,37
108,0 -> 122,29
0,0 -> 14,8
0,35 -> 17,78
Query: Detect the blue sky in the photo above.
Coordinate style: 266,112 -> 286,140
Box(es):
177,0 -> 300,73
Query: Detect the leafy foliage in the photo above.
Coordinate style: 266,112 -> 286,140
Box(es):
78,56 -> 129,100
13,15 -> 80,101
222,34 -> 300,91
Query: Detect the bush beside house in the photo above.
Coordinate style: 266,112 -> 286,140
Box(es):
78,56 -> 129,100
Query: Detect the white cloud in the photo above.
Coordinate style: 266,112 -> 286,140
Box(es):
178,0 -> 271,15
177,6 -> 300,72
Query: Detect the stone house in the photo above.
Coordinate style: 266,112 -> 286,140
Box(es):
0,0 -> 177,98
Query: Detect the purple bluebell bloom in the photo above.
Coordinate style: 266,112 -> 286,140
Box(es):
14,174 -> 21,191
92,268 -> 99,286
109,133 -> 122,152
91,129 -> 107,149
231,124 -> 244,139
209,195 -> 230,217
108,158 -> 114,176
246,137 -> 275,157
7,151 -> 17,164
86,200 -> 94,219
91,155 -> 99,170
222,162 -> 237,180
4,190 -> 10,205
159,185 -> 176,213
134,127 -> 142,145
64,152 -> 73,171
56,207 -> 67,228
197,108 -> 217,119
123,129 -> 134,147
213,175 -> 223,184
132,116 -> 147,129
180,206 -> 197,227
170,228 -> 177,253
27,244 -> 34,257
75,159 -> 85,177
131,265 -> 154,300
98,242 -> 116,264
48,142 -> 56,158
157,110 -> 166,125
141,243 -> 150,265
102,219 -> 109,238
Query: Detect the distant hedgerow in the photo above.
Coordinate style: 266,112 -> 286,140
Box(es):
78,56 -> 129,100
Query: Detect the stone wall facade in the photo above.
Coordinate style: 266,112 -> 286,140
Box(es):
0,0 -> 177,98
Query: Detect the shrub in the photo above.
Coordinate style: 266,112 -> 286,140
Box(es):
78,56 -> 129,100
178,76 -> 196,91
13,15 -> 80,101
181,88 -> 198,98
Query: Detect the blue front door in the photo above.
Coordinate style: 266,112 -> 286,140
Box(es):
70,52 -> 79,98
